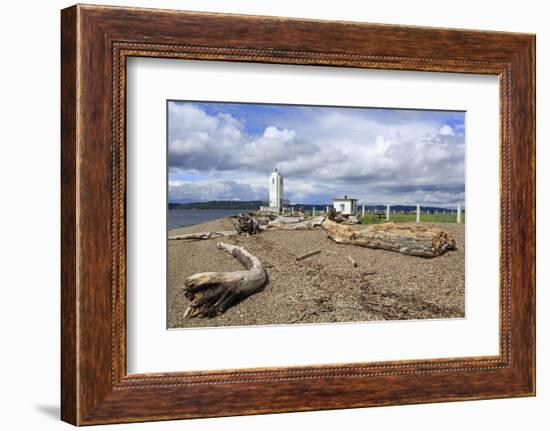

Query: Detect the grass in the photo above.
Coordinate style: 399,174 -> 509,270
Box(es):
360,212 -> 465,224
294,210 -> 465,224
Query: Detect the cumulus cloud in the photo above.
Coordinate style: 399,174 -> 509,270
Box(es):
168,104 -> 245,171
168,104 -> 319,174
439,125 -> 455,136
168,102 -> 465,206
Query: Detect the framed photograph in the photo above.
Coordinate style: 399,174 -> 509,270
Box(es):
61,4 -> 535,425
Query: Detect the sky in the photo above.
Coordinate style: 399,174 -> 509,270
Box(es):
167,101 -> 465,207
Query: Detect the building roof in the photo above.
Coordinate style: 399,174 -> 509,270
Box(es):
333,196 -> 357,201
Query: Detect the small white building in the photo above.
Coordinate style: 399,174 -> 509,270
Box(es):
333,195 -> 358,215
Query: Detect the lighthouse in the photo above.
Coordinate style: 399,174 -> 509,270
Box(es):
269,168 -> 284,213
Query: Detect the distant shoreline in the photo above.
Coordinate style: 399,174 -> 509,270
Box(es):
169,201 -> 464,213
169,201 -> 263,210
167,208 -> 247,230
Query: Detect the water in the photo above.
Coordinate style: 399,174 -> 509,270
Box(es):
167,208 -> 250,230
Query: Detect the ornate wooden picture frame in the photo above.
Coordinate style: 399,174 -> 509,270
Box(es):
61,4 -> 535,425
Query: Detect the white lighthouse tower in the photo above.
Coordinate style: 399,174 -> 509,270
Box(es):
269,168 -> 284,213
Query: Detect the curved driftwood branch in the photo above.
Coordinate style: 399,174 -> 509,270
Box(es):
183,242 -> 267,318
322,219 -> 456,258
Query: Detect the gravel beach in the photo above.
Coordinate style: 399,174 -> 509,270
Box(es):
167,218 -> 465,328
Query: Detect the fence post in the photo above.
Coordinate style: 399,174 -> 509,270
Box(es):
416,204 -> 420,223
457,203 -> 462,223
386,205 -> 390,221
362,205 -> 365,217
312,206 -> 315,217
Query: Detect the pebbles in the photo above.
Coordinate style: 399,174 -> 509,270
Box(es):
168,219 -> 465,328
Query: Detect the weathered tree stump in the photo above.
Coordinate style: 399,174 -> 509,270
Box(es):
234,214 -> 262,235
183,242 -> 267,318
322,219 -> 456,258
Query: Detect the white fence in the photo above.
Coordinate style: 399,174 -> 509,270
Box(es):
274,203 -> 463,223
359,203 -> 463,223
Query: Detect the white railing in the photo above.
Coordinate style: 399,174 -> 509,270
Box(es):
358,203 -> 464,223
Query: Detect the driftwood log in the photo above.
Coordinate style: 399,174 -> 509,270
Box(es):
348,255 -> 358,267
168,231 -> 237,241
296,249 -> 321,261
267,216 -> 304,226
343,215 -> 361,225
268,216 -> 325,230
183,242 -> 267,318
322,219 -> 456,258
